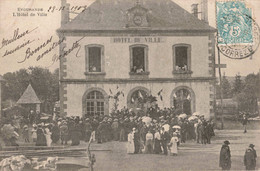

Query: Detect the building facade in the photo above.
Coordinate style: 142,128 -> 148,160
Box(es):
57,0 -> 216,119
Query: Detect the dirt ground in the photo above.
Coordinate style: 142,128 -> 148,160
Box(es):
91,129 -> 260,171
2,122 -> 259,171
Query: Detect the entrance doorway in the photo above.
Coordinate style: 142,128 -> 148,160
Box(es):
171,87 -> 195,115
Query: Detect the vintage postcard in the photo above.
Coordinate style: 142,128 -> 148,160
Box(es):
0,0 -> 259,170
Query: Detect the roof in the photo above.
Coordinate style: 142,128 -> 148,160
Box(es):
58,0 -> 216,33
17,84 -> 41,104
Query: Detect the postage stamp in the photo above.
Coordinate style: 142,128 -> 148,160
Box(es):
216,1 -> 253,45
216,0 -> 260,59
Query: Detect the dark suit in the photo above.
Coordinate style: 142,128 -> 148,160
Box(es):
161,131 -> 170,155
244,147 -> 257,170
219,144 -> 231,170
134,132 -> 140,154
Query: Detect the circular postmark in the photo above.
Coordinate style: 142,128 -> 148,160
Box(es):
217,13 -> 260,59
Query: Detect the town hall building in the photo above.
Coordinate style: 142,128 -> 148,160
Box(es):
57,0 -> 216,119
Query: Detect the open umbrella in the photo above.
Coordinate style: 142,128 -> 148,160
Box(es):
162,124 -> 170,132
142,116 -> 152,124
178,113 -> 187,118
188,115 -> 198,121
192,112 -> 201,116
172,125 -> 181,129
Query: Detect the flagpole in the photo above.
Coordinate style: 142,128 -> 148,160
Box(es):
217,48 -> 224,130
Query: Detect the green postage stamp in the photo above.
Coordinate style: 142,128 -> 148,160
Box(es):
216,0 -> 260,59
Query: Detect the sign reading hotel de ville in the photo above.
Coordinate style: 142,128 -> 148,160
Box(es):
0,0 -> 260,171
111,37 -> 167,43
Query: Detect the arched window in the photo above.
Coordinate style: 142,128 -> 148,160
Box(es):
85,91 -> 105,116
127,87 -> 150,111
171,87 -> 195,115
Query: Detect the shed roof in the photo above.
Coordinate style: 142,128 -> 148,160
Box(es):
17,84 -> 41,104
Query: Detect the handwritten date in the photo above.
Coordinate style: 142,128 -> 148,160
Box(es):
47,5 -> 87,13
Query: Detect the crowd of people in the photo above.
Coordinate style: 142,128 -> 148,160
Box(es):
1,107 -> 215,151
0,106 -> 258,170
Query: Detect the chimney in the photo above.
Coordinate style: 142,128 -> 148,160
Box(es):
201,0 -> 208,23
61,0 -> 70,26
191,4 -> 199,18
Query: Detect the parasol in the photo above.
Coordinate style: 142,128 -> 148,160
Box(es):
192,112 -> 201,116
162,124 -> 170,132
188,116 -> 198,121
172,125 -> 181,129
178,113 -> 187,118
142,116 -> 152,124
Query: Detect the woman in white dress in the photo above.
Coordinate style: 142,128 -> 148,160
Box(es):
45,125 -> 52,147
127,129 -> 135,154
169,132 -> 178,156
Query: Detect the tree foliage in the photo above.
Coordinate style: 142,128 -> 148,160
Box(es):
234,73 -> 259,113
216,75 -> 232,99
2,67 -> 59,113
232,74 -> 244,95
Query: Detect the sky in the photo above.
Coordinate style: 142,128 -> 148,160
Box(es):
0,0 -> 259,76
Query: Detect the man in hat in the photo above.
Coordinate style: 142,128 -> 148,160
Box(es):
119,119 -> 126,142
28,110 -> 35,125
161,127 -> 170,155
60,121 -> 69,145
244,144 -> 257,170
22,125 -> 29,143
51,122 -> 60,144
133,128 -> 140,154
85,118 -> 92,142
111,119 -> 119,141
36,124 -> 47,146
219,140 -> 231,170
242,114 -> 249,133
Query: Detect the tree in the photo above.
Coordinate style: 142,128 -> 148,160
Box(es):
232,74 -> 243,95
216,76 -> 232,99
222,75 -> 232,99
235,73 -> 259,113
2,67 -> 59,113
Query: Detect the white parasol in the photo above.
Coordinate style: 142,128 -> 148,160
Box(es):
192,112 -> 201,116
188,115 -> 198,121
142,116 -> 152,124
162,124 -> 170,132
178,113 -> 187,118
172,125 -> 181,129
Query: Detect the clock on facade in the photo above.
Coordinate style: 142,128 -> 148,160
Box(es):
133,14 -> 143,26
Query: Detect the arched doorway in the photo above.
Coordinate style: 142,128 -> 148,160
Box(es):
82,88 -> 109,117
171,87 -> 195,115
127,87 -> 150,112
